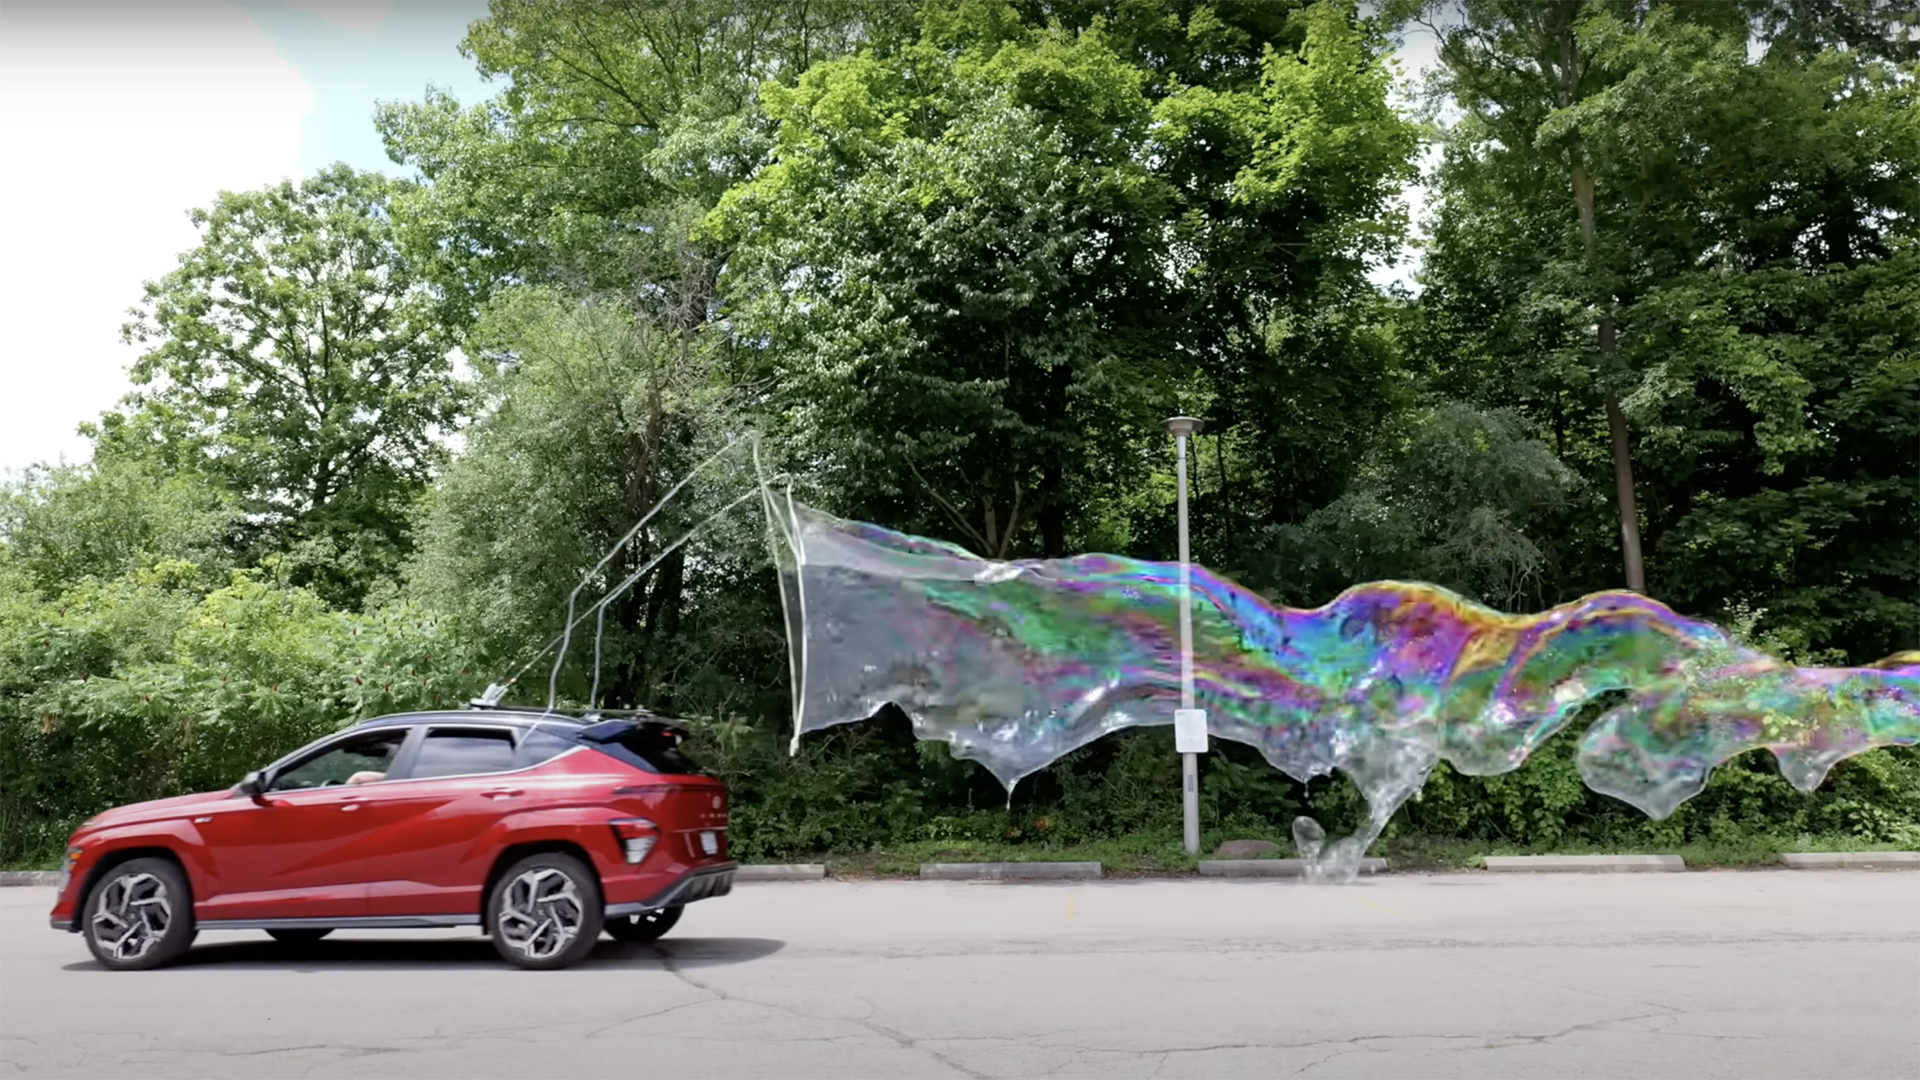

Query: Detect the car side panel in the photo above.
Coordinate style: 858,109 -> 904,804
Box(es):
358,750 -> 730,918
191,788 -> 386,920
360,750 -> 633,917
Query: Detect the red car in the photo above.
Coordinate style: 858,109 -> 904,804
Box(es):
49,708 -> 735,971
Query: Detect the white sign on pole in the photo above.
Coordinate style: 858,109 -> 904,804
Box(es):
1173,708 -> 1208,754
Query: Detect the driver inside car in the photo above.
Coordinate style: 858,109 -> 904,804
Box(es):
344,771 -> 385,786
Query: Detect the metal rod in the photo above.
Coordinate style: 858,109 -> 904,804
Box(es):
1173,423 -> 1200,855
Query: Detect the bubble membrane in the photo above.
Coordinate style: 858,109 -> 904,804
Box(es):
765,496 -> 1920,883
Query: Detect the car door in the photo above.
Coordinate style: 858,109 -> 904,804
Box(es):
358,724 -> 544,918
193,726 -> 414,922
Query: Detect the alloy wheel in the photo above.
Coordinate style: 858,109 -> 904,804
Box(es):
90,872 -> 173,963
497,867 -> 585,961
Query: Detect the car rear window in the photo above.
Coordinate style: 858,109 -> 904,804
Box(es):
586,720 -> 704,776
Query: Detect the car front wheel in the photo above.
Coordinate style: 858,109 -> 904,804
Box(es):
487,852 -> 604,970
83,857 -> 197,971
605,904 -> 682,943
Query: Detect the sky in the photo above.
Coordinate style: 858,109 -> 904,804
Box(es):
0,2 -> 1439,477
0,0 -> 491,476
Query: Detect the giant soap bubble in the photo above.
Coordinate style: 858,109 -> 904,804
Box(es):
762,490 -> 1920,882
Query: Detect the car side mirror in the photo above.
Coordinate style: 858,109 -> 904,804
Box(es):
237,771 -> 271,805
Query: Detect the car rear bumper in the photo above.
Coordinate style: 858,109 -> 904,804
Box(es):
606,861 -> 735,917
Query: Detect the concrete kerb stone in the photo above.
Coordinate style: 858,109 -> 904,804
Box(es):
1482,854 -> 1685,873
1197,858 -> 1388,877
0,872 -> 59,887
1778,851 -> 1920,869
734,864 -> 827,882
13,853 -> 1906,887
921,862 -> 1104,881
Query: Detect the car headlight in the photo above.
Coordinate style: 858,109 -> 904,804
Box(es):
56,847 -> 82,892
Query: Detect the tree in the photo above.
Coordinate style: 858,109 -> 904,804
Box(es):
1411,0 -> 1920,659
1259,403 -> 1582,610
101,165 -> 466,608
716,0 -> 1417,561
1420,1 -> 1753,593
374,0 -> 902,325
404,280 -> 769,714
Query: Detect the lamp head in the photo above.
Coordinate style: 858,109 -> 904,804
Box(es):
1164,416 -> 1204,437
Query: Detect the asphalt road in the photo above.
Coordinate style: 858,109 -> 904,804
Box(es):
3,871 -> 1917,1079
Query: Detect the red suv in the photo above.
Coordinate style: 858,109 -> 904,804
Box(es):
48,708 -> 735,971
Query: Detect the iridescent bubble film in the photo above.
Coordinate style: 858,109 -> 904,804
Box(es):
763,496 -> 1920,882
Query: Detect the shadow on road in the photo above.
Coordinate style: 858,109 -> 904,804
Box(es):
60,935 -> 785,972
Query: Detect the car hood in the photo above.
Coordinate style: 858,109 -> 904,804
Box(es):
78,788 -> 239,831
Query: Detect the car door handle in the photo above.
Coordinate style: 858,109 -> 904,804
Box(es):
482,789 -> 523,800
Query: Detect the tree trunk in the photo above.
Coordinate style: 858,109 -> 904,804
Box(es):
1603,385 -> 1645,593
642,545 -> 686,712
1571,158 -> 1647,593
1040,459 -> 1066,559
1039,362 -> 1070,558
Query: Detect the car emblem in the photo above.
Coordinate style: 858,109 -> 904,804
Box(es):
712,796 -> 722,809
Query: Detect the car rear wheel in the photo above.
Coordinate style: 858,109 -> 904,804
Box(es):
605,904 -> 682,943
487,852 -> 604,970
265,928 -> 333,944
83,857 -> 197,971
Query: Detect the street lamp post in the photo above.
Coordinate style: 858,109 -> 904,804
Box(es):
1165,416 -> 1205,855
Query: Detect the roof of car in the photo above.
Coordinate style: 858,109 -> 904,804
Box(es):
352,708 -> 675,730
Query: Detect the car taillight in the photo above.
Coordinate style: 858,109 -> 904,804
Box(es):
608,818 -> 660,865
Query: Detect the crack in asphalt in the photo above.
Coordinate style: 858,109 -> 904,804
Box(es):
650,944 -> 989,1079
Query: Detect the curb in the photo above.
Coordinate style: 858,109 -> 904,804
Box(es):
1197,858 -> 1388,877
0,871 -> 59,887
1778,851 -> 1920,869
734,864 -> 827,881
921,861 -> 1103,881
1483,854 -> 1685,873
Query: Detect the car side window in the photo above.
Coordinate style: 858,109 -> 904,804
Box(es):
268,730 -> 408,792
406,727 -> 519,780
516,726 -> 576,769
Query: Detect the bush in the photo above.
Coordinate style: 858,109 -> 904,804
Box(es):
0,566 -> 482,863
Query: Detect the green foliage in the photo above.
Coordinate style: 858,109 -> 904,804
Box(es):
0,566 -> 482,863
0,457 -> 236,596
1255,402 -> 1582,608
99,164 -> 467,609
719,0 -> 1419,560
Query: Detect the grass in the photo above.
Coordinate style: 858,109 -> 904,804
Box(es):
821,832 -> 1204,878
800,830 -> 1919,877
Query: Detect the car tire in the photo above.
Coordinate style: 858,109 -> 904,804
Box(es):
486,852 -> 604,970
265,928 -> 333,944
82,857 -> 198,971
605,904 -> 682,943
